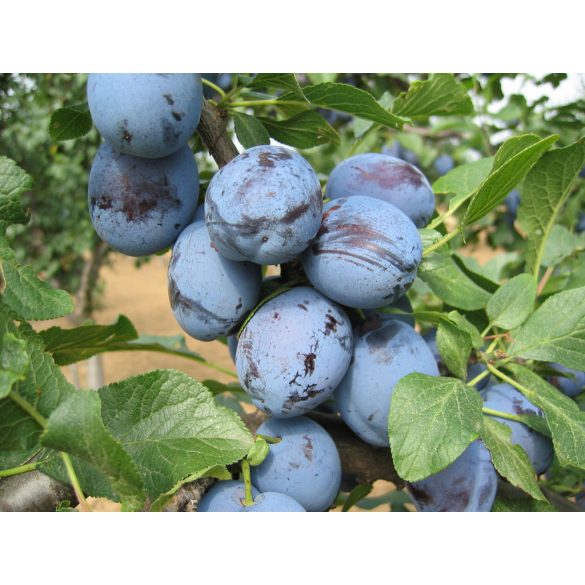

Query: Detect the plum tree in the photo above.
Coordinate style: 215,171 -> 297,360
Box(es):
167,220 -> 262,341
336,320 -> 439,447
301,196 -> 423,309
547,363 -> 585,398
87,73 -> 203,159
423,328 -> 491,389
88,143 -> 199,256
250,417 -> 342,512
205,145 -> 323,265
325,153 -> 434,227
236,287 -> 353,417
197,480 -> 259,512
407,440 -> 497,512
239,492 -> 306,512
481,383 -> 553,475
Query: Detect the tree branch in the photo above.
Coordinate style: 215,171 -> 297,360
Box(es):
197,100 -> 239,168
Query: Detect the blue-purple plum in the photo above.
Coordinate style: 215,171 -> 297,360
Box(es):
239,492 -> 306,512
336,321 -> 439,447
407,440 -> 497,512
227,334 -> 238,363
576,212 -> 585,234
88,143 -> 199,256
481,383 -> 553,475
236,287 -> 353,417
548,363 -> 585,398
433,154 -> 454,177
423,328 -> 491,390
504,189 -> 521,221
205,145 -> 322,265
301,196 -> 423,309
326,153 -> 434,227
382,143 -> 420,167
87,73 -> 202,159
250,417 -> 342,512
168,221 -> 261,341
361,295 -> 415,329
197,480 -> 259,512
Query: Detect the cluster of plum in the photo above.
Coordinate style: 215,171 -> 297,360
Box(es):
85,74 -> 559,512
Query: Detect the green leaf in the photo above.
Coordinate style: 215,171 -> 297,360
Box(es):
233,112 -> 270,149
486,274 -> 537,330
341,483 -> 374,512
0,157 -> 31,225
518,139 -> 585,275
506,364 -> 585,470
509,286 -> 585,370
418,242 -> 491,311
480,417 -> 546,501
1,262 -> 74,320
392,74 -> 474,118
259,111 -> 339,149
98,370 -> 254,499
388,374 -> 483,482
464,134 -> 558,226
42,390 -> 146,511
303,83 -> 407,129
248,74 -> 306,99
491,494 -> 556,512
433,158 -> 494,216
40,315 -> 138,366
0,332 -> 29,399
149,465 -> 231,512
436,321 -> 471,380
541,225 -> 585,268
49,105 -> 93,142
246,436 -> 270,466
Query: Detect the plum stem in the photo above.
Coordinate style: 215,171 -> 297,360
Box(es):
0,462 -> 40,478
241,460 -> 254,507
201,78 -> 226,99
467,368 -> 491,388
486,363 -> 536,400
482,407 -> 525,424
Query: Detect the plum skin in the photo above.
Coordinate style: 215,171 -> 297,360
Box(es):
87,73 -> 202,159
197,480 -> 259,512
250,417 -> 341,512
168,220 -> 262,341
236,286 -> 353,417
481,383 -> 553,475
88,143 -> 199,257
407,440 -> 497,512
240,492 -> 306,512
301,196 -> 423,309
335,320 -> 439,447
325,153 -> 435,227
205,145 -> 323,265
547,363 -> 585,398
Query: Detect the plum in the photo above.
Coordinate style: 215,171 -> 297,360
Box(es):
433,154 -> 454,177
168,220 -> 262,341
481,383 -> 553,475
88,143 -> 199,256
250,417 -> 341,512
301,196 -> 423,309
407,440 -> 497,512
205,145 -> 323,264
87,73 -> 202,159
240,492 -> 306,512
325,153 -> 434,227
336,320 -> 439,447
236,287 -> 353,417
504,189 -> 521,222
547,363 -> 585,398
197,480 -> 259,512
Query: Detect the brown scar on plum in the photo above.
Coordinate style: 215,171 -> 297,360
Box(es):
354,160 -> 424,189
